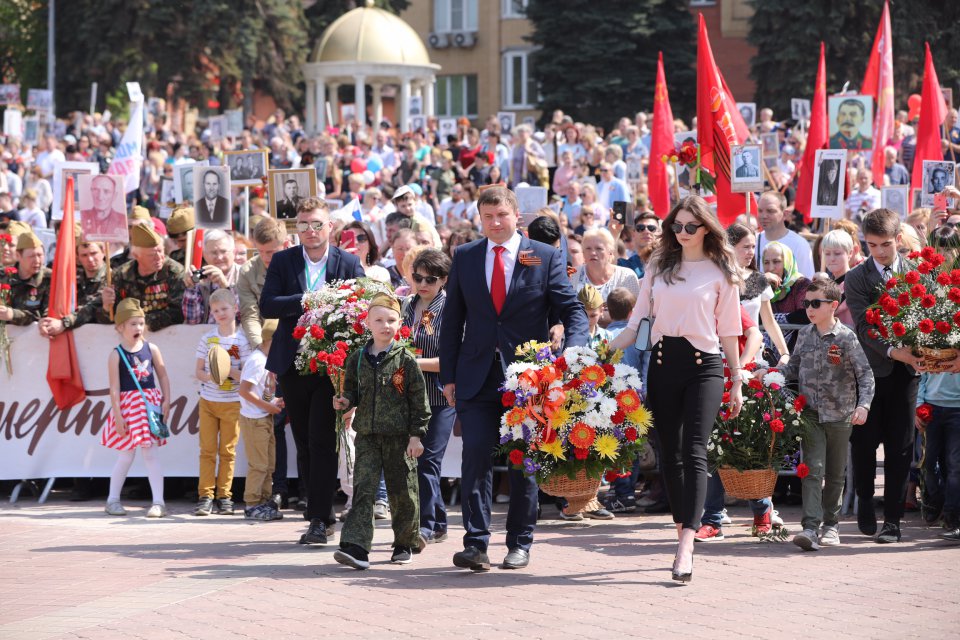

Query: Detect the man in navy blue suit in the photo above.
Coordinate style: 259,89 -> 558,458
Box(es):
260,197 -> 364,546
439,186 -> 588,571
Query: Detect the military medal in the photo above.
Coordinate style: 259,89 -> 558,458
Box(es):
827,344 -> 842,366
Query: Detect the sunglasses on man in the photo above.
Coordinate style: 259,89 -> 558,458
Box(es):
635,223 -> 658,233
802,298 -> 833,309
669,222 -> 704,235
296,221 -> 326,233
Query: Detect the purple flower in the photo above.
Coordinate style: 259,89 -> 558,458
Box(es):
500,434 -> 512,444
521,424 -> 532,441
535,346 -> 556,363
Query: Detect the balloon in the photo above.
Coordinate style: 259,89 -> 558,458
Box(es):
908,94 -> 922,122
350,158 -> 366,174
366,156 -> 384,173
362,170 -> 375,186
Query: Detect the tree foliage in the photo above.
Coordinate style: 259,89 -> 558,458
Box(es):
525,0 -> 696,128
0,0 -> 48,96
749,0 -> 960,116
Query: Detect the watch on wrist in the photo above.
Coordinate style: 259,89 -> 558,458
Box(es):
62,315 -> 74,329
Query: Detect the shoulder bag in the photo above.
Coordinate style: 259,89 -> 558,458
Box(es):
117,346 -> 170,439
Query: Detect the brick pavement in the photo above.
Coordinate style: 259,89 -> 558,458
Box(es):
0,497 -> 956,640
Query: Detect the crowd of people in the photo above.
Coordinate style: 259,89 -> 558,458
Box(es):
2,99 -> 960,576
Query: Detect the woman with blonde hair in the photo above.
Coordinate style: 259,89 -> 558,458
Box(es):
571,227 -> 640,324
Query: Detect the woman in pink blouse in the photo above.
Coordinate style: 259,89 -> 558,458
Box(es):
611,196 -> 743,583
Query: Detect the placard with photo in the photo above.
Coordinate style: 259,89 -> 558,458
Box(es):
173,160 -> 207,204
760,132 -> 779,158
158,177 -> 176,219
736,102 -> 756,127
225,108 -> 244,136
791,98 -> 811,122
0,84 -> 20,106
920,160 -> 956,208
674,130 -> 697,196
208,115 -> 227,143
26,89 -> 52,112
78,174 -> 129,243
514,186 -> 548,214
828,94 -> 874,150
224,149 -> 268,186
23,116 -> 39,145
269,168 -> 318,219
52,161 -> 99,221
192,165 -> 232,230
497,111 -> 516,135
730,144 -> 763,193
409,115 -> 426,133
438,118 -> 458,141
943,87 -> 954,110
881,185 -> 910,219
626,157 -> 643,183
3,109 -> 22,137
810,149 -> 847,219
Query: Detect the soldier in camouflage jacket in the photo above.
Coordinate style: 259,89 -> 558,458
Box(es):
0,232 -> 51,326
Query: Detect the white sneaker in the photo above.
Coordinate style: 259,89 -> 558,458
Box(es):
770,509 -> 784,527
105,502 -> 127,516
819,525 -> 840,546
146,504 -> 167,518
720,508 -> 732,525
793,528 -> 821,551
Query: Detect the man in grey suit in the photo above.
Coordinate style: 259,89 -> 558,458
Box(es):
844,208 -> 925,544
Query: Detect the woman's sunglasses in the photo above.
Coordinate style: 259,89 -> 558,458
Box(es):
802,298 -> 833,309
669,222 -> 704,235
412,273 -> 440,284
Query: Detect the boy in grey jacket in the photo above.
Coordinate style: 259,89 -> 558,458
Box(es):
777,279 -> 875,550
332,293 -> 431,569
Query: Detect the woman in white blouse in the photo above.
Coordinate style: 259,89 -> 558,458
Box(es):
571,228 -> 640,326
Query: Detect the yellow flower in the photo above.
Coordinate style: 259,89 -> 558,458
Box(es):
539,437 -> 566,460
548,406 -> 571,429
627,405 -> 653,430
593,434 -> 619,460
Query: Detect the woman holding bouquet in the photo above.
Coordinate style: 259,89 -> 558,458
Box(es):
611,195 -> 743,582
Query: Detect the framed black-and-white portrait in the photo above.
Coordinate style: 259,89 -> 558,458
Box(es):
497,111 -> 516,135
881,185 -> 910,219
409,115 -> 426,133
224,149 -> 268,187
438,118 -> 458,141
225,108 -> 244,137
921,160 -> 956,208
811,149 -> 847,219
208,115 -> 227,143
192,165 -> 232,230
736,102 -> 756,128
173,160 -> 207,204
791,98 -> 811,122
731,144 -> 763,193
674,130 -> 697,196
158,176 -> 175,219
268,167 -> 318,220
760,132 -> 779,158
78,174 -> 128,243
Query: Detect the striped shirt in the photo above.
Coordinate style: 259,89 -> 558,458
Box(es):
195,327 -> 251,402
402,290 -> 447,407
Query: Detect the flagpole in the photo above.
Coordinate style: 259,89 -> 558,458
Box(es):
103,242 -> 113,322
243,186 -> 250,238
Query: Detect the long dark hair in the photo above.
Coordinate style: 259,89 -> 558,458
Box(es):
650,195 -> 739,285
726,222 -> 757,271
345,220 -> 379,266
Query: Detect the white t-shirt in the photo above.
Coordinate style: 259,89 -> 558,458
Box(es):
756,229 -> 815,278
239,349 -> 269,419
195,327 -> 251,402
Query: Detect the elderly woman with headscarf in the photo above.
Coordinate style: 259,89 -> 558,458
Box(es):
762,241 -> 811,316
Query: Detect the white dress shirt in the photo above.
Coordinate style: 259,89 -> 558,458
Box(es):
484,231 -> 523,293
303,245 -> 329,292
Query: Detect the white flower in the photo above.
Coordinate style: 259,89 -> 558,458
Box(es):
763,371 -> 786,388
597,396 -> 619,419
583,410 -> 606,429
610,376 -> 629,393
755,356 -> 769,368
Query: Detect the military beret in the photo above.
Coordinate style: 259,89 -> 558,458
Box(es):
577,284 -> 603,310
16,232 -> 43,251
130,223 -> 164,248
6,220 -> 31,237
261,319 -> 278,343
208,345 -> 231,386
166,206 -> 195,235
115,298 -> 145,325
131,206 -> 152,221
368,292 -> 401,315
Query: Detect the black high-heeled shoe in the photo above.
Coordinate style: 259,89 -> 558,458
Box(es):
671,555 -> 693,583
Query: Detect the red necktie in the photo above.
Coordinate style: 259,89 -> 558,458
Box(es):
491,245 -> 506,314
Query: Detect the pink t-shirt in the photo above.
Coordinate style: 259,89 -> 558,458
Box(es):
628,259 -> 742,354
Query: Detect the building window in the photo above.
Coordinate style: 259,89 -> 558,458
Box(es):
502,0 -> 528,18
503,50 -> 537,109
434,0 -> 478,33
435,75 -> 478,118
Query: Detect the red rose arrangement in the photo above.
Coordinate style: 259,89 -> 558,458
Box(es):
916,403 -> 934,424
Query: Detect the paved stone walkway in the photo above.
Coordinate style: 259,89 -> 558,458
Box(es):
1,498 -> 956,639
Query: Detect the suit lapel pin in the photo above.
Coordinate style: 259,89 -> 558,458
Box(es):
518,250 -> 541,267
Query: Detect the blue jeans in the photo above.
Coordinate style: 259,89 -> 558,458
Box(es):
701,472 -> 771,527
377,474 -> 388,502
923,405 -> 960,517
418,405 -> 457,536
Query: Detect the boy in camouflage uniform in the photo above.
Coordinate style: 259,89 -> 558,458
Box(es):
776,279 -> 875,551
0,232 -> 51,325
333,293 -> 430,569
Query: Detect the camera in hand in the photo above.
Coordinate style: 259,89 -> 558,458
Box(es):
191,268 -> 204,284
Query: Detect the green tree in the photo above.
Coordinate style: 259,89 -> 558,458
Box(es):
749,0 -> 960,116
525,0 -> 696,128
0,0 -> 48,96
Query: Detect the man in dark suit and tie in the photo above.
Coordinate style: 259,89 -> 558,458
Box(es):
194,169 -> 230,228
260,196 -> 364,545
439,186 -> 588,571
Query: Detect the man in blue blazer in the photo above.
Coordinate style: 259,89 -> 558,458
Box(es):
260,197 -> 364,546
440,186 -> 588,571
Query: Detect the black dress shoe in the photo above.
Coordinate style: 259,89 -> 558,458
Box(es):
299,519 -> 328,545
671,555 -> 693,583
875,521 -> 901,544
941,528 -> 960,542
857,499 -> 877,536
452,547 -> 491,572
502,548 -> 530,569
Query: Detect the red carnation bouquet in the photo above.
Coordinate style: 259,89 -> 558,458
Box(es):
865,247 -> 960,371
660,139 -> 716,194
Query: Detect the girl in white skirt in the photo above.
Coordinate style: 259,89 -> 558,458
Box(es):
102,299 -> 172,518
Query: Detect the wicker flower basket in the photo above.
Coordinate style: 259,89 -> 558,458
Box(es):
718,467 -> 778,500
540,469 -> 602,514
916,347 -> 959,373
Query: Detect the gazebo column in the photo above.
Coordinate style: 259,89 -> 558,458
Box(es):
372,82 -> 383,128
399,77 -> 411,133
329,82 -> 341,125
316,81 -> 327,132
305,79 -> 316,133
423,75 -> 436,118
354,75 -> 366,131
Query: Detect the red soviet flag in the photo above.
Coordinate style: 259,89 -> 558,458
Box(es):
696,13 -> 754,226
649,52 -> 675,219
46,176 -> 86,409
911,43 -> 947,196
862,1 -> 894,187
796,43 -> 828,223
